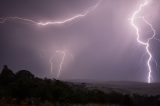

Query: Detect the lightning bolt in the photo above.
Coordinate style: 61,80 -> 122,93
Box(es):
0,1 -> 101,79
0,0 -> 101,26
130,0 -> 156,83
55,50 -> 66,79
40,49 -> 73,79
2,0 -> 157,82
54,50 -> 73,79
49,55 -> 55,74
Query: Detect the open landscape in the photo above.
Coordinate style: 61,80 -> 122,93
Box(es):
0,0 -> 160,105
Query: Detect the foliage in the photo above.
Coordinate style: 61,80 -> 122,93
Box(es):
0,65 -> 160,106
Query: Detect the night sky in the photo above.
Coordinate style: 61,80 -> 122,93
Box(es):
0,0 -> 160,82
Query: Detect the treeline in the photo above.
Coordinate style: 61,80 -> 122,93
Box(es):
0,65 -> 160,106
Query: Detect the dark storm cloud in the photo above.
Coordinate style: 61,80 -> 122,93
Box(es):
0,0 -> 159,82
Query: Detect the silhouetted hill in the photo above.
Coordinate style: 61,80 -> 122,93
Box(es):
0,65 -> 160,106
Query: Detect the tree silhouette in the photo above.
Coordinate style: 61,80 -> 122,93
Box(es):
0,65 -> 15,85
0,65 -> 160,106
16,70 -> 34,80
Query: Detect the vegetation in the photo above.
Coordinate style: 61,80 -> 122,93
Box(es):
0,65 -> 160,106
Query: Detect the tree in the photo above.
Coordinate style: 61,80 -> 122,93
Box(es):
16,70 -> 34,80
0,65 -> 15,84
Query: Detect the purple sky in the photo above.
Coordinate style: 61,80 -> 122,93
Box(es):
0,0 -> 160,82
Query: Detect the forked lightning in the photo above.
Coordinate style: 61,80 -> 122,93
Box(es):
130,0 -> 156,83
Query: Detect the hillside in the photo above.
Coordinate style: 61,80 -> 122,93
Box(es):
0,66 -> 160,106
68,80 -> 160,96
